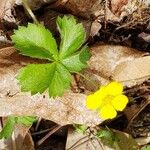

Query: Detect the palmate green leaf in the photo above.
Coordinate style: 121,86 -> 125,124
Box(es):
12,15 -> 90,97
11,23 -> 58,61
0,116 -> 36,139
62,45 -> 91,72
57,16 -> 86,59
17,62 -> 72,97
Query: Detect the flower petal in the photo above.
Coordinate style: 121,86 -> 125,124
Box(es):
106,81 -> 123,96
86,94 -> 102,110
99,104 -> 117,119
111,95 -> 128,111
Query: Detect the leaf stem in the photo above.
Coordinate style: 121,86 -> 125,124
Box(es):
22,0 -> 39,24
37,125 -> 62,146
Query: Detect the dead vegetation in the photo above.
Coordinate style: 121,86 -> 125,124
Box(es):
0,0 -> 150,149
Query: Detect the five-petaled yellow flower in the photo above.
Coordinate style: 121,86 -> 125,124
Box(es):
86,81 -> 128,120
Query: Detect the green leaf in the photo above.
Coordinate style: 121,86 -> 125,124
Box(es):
49,63 -> 72,97
17,62 -> 72,97
0,117 -> 15,139
62,45 -> 91,72
57,16 -> 86,59
15,116 -> 37,126
11,23 -> 58,61
17,63 -> 56,95
73,124 -> 88,134
12,15 -> 90,97
141,145 -> 150,150
96,128 -> 118,147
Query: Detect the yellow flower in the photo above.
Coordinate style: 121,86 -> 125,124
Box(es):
86,81 -> 128,120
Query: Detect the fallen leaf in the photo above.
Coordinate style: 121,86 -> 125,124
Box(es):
0,0 -> 16,26
113,129 -> 139,150
135,136 -> 150,146
113,56 -> 150,86
82,44 -> 148,90
111,0 -> 128,15
16,0 -> 57,10
14,125 -> 34,150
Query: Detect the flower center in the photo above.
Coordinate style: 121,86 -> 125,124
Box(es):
99,95 -> 114,109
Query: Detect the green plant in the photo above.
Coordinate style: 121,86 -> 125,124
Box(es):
73,124 -> 88,134
0,116 -> 36,139
11,16 -> 91,97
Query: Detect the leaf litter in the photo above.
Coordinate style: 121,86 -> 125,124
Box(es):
0,0 -> 150,149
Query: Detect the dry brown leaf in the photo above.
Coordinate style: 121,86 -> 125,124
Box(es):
113,129 -> 139,150
16,0 -> 57,10
111,0 -> 128,15
0,0 -> 16,26
0,47 -> 102,126
113,56 -> 150,86
51,0 -> 103,19
49,0 -> 149,23
66,128 -> 139,150
82,44 -> 148,89
135,136 -> 150,146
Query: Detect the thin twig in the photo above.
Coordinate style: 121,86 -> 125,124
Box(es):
104,0 -> 108,29
11,131 -> 17,150
66,135 -> 89,150
126,97 -> 150,130
22,0 -> 39,24
88,135 -> 97,150
88,127 -> 106,150
32,124 -> 58,136
93,136 -> 106,150
37,125 -> 62,146
35,117 -> 42,131
67,137 -> 95,150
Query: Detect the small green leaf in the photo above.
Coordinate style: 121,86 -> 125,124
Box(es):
141,145 -> 150,150
11,23 -> 58,60
57,16 -> 86,59
62,45 -> 91,72
15,116 -> 37,126
0,117 -> 15,139
96,128 -> 117,147
73,124 -> 88,134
